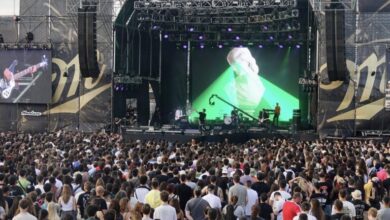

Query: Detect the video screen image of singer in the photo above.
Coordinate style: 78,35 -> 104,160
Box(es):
0,49 -> 52,103
190,47 -> 301,122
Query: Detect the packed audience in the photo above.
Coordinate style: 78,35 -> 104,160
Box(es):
0,131 -> 389,220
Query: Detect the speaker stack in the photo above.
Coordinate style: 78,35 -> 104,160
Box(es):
325,8 -> 347,81
78,4 -> 100,78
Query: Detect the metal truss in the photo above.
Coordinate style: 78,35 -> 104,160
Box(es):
134,0 -> 297,10
309,0 -> 356,12
137,9 -> 299,24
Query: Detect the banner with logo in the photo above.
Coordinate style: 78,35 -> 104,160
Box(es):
318,3 -> 390,137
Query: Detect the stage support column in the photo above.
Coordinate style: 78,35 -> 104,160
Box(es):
186,40 -> 191,113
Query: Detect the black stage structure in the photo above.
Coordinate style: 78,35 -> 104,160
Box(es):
113,0 -> 390,141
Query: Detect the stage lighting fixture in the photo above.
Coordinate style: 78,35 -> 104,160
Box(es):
163,34 -> 169,39
269,36 -> 274,41
200,44 -> 205,49
183,44 -> 188,49
152,25 -> 159,30
218,44 -> 223,49
263,25 -> 268,30
278,44 -> 284,48
227,27 -> 232,32
258,44 -> 263,48
235,36 -> 240,40
189,27 -> 194,32
288,34 -> 292,40
198,35 -> 204,40
296,44 -> 301,49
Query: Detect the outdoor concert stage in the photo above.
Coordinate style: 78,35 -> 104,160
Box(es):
122,127 -> 318,143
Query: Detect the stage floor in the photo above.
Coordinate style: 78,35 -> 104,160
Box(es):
122,127 -> 318,143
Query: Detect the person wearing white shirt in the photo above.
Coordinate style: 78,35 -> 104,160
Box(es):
12,198 -> 37,220
273,192 -> 286,220
153,191 -> 177,220
269,180 -> 291,205
202,185 -> 222,210
293,202 -> 317,220
134,175 -> 150,203
331,189 -> 356,218
245,181 -> 258,217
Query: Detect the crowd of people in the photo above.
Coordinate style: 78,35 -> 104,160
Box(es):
0,131 -> 389,220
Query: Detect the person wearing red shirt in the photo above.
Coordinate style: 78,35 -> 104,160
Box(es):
283,192 -> 302,220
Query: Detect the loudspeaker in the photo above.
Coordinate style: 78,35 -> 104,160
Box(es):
78,7 -> 89,77
78,5 -> 100,78
325,10 -> 347,81
85,6 -> 99,77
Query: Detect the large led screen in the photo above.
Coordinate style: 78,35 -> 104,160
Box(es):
0,49 -> 52,103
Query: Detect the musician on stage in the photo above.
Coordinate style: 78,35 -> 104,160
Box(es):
197,108 -> 207,134
231,108 -> 239,129
273,103 -> 281,127
258,108 -> 269,126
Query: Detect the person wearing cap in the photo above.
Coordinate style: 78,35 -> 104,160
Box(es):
351,190 -> 369,220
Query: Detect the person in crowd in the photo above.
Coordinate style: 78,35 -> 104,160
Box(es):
222,195 -> 245,220
273,192 -> 286,220
153,191 -> 176,220
377,197 -> 390,220
144,179 -> 161,209
12,198 -> 37,220
169,198 -> 184,220
331,189 -> 356,218
351,190 -> 369,220
293,201 -> 316,220
47,202 -> 60,220
258,193 -> 272,220
245,181 -> 258,218
228,175 -> 247,208
134,176 -> 150,204
58,184 -> 77,220
331,200 -> 345,220
283,192 -> 302,220
310,199 -> 325,220
185,187 -> 210,220
367,207 -> 377,220
202,185 -> 222,211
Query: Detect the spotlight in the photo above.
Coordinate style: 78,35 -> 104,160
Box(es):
263,25 -> 268,30
227,27 -> 232,32
278,44 -> 284,48
198,35 -> 204,40
218,44 -> 223,49
235,36 -> 240,40
152,25 -> 159,30
183,44 -> 188,49
189,27 -> 194,32
258,44 -> 263,48
200,44 -> 205,49
163,34 -> 169,39
288,34 -> 292,40
269,36 -> 274,41
295,44 -> 301,49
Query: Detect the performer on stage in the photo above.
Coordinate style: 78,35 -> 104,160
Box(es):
258,108 -> 269,126
197,109 -> 207,134
273,103 -> 280,127
231,108 -> 239,129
